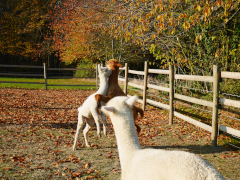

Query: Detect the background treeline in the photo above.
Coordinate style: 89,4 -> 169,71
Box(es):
0,0 -> 240,74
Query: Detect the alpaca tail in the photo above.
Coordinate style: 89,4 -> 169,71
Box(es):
78,107 -> 81,112
135,106 -> 144,117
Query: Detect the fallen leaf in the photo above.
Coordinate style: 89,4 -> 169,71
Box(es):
85,163 -> 91,169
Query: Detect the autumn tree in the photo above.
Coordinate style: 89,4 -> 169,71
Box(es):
48,0 -> 105,64
48,0 -> 147,66
0,0 -> 57,65
109,0 -> 240,74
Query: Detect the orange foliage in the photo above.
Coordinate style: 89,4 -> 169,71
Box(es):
50,0 -> 108,64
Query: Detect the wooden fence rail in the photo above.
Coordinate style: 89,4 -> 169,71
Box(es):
0,63 -> 97,90
1,63 -> 239,147
119,62 -> 240,147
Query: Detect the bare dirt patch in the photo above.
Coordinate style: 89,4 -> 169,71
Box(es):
0,88 -> 239,179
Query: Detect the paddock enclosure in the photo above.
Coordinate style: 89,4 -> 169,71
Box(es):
116,62 -> 240,147
0,62 -> 240,179
1,88 -> 239,179
0,64 -> 97,90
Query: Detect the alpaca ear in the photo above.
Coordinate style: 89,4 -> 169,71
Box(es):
101,106 -> 114,113
98,64 -> 102,73
126,95 -> 138,107
116,63 -> 123,67
100,64 -> 108,71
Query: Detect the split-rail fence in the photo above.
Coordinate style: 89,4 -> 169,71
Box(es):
0,63 -> 97,89
1,63 -> 239,147
117,62 -> 240,147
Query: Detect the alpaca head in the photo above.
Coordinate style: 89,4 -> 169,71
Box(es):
105,59 -> 123,71
98,64 -> 112,78
101,95 -> 138,117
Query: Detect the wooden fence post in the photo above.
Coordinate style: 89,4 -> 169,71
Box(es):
169,65 -> 174,125
43,63 -> 47,90
124,63 -> 128,95
142,61 -> 148,111
212,65 -> 220,147
96,64 -> 98,89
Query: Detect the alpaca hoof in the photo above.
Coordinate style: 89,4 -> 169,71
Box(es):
73,146 -> 76,151
86,144 -> 90,147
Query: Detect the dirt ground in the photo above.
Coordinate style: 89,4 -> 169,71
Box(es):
0,89 -> 239,179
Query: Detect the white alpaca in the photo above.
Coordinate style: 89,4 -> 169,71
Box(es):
101,96 -> 226,180
73,64 -> 112,151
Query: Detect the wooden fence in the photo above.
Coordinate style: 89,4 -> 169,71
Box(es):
1,63 -> 239,147
0,63 -> 97,90
118,62 -> 240,147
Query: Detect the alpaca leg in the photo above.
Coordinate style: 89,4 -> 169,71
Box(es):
100,112 -> 107,136
95,94 -> 110,107
135,124 -> 141,135
100,101 -> 107,136
91,109 -> 101,138
83,118 -> 94,147
132,106 -> 142,134
134,106 -> 144,117
73,115 -> 84,151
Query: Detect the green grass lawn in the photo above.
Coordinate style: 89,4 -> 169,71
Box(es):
0,77 -> 97,90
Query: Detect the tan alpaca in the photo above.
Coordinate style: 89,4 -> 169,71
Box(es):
95,59 -> 143,133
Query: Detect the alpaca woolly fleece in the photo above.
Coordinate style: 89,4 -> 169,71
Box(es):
101,96 -> 226,180
95,59 -> 143,134
73,64 -> 112,150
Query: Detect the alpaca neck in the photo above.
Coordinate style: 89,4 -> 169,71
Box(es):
112,112 -> 141,170
108,68 -> 119,85
96,74 -> 108,95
